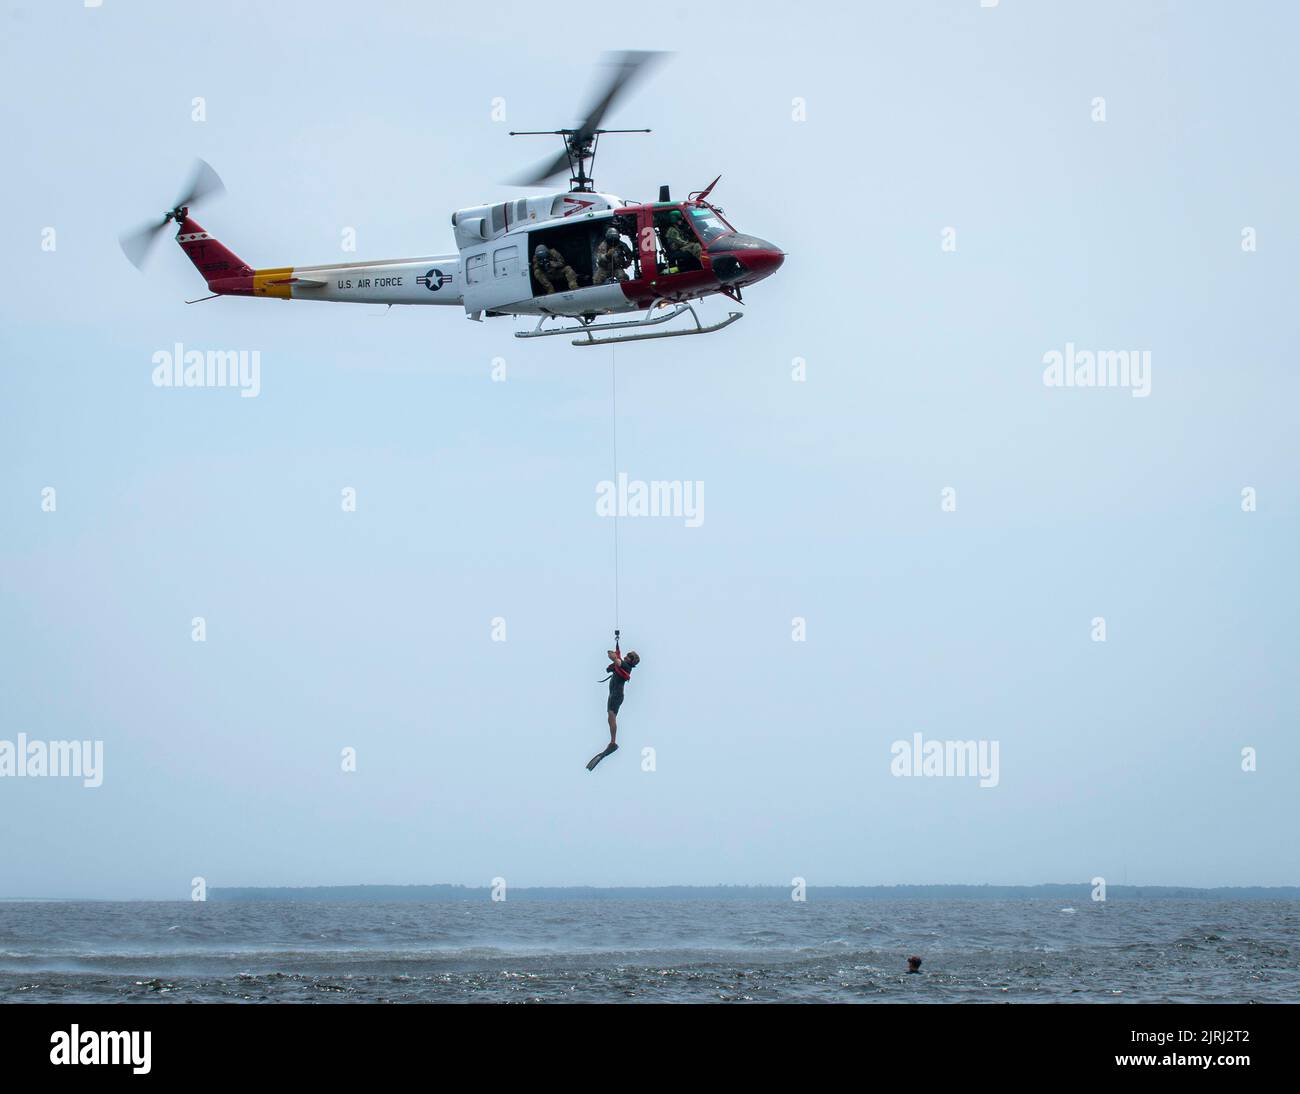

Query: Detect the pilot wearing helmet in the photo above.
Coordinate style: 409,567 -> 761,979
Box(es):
593,226 -> 634,285
532,244 -> 579,294
664,210 -> 702,268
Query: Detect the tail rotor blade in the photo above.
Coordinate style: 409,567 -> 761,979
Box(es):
120,159 -> 226,271
174,157 -> 225,210
118,217 -> 169,270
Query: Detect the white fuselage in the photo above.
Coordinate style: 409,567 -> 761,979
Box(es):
282,190 -> 636,320
287,256 -> 464,306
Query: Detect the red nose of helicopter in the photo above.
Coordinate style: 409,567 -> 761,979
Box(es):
707,234 -> 785,287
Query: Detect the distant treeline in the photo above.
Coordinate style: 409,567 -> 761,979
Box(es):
208,883 -> 1300,903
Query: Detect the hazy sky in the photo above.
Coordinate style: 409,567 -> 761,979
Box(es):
1,1 -> 1296,898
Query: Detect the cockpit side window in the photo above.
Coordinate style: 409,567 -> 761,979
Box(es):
655,207 -> 704,273
686,206 -> 732,244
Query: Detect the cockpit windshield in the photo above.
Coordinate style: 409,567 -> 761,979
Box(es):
686,205 -> 733,244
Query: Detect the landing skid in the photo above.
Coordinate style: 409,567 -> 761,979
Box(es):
515,302 -> 743,346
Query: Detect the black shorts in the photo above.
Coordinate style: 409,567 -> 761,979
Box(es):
607,692 -> 624,715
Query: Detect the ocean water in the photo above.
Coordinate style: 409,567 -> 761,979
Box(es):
1,899 -> 1295,1003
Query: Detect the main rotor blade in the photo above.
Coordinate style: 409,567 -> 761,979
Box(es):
574,51 -> 662,141
173,157 -> 225,210
507,52 -> 664,187
510,147 -> 575,188
118,217 -> 169,270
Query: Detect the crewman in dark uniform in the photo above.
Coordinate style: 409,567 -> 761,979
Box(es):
593,227 -> 634,285
532,244 -> 579,293
664,211 -> 702,267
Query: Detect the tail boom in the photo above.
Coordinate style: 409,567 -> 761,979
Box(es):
175,216 -> 462,305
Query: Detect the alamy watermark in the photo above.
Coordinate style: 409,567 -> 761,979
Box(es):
890,732 -> 999,788
1042,342 -> 1150,398
152,343 -> 261,398
0,734 -> 103,787
596,473 -> 704,527
50,1026 -> 151,1075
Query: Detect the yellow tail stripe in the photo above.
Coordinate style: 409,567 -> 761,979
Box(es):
253,267 -> 294,299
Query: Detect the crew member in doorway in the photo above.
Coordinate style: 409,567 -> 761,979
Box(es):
593,227 -> 634,285
533,244 -> 580,293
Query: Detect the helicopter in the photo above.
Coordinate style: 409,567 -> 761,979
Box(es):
118,52 -> 784,347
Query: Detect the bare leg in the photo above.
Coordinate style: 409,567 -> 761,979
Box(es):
607,711 -> 618,746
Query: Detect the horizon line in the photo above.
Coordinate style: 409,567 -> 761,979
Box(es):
6,881 -> 1300,903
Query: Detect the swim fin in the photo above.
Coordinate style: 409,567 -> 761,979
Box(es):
586,743 -> 619,771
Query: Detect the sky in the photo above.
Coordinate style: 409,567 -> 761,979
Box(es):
0,0 -> 1296,898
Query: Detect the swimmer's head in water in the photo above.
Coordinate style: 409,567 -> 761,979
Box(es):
907,955 -> 922,973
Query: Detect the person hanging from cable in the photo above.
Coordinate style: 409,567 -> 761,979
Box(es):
587,630 -> 640,771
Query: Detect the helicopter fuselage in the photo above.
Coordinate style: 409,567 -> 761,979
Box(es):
190,188 -> 783,323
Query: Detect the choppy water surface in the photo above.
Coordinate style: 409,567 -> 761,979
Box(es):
1,900 -> 1295,1003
